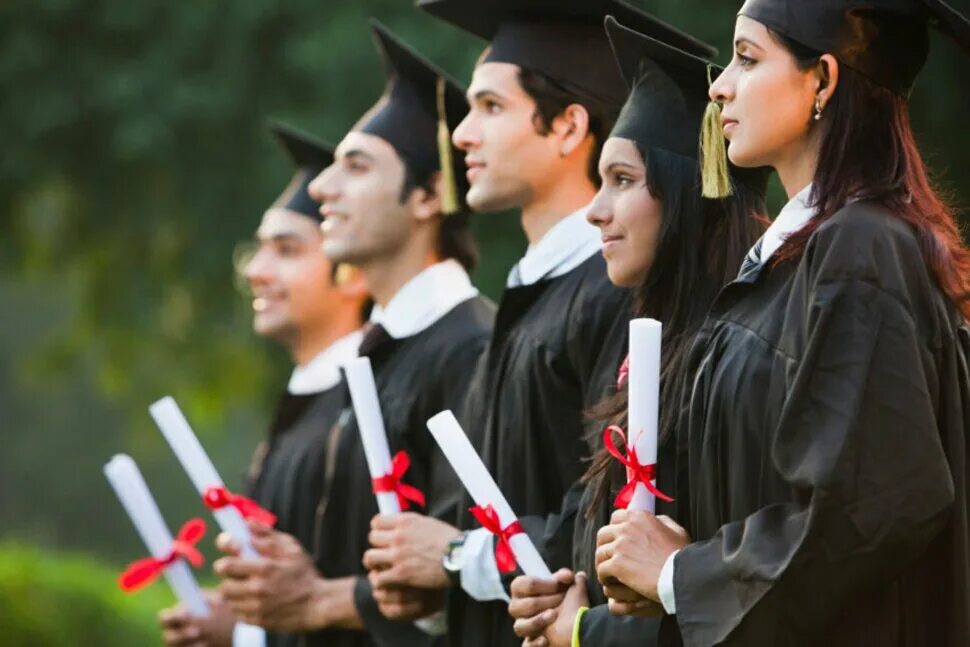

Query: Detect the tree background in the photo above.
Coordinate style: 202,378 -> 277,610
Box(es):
1,0 -> 968,634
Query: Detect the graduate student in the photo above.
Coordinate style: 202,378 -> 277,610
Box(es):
157,123 -> 369,647
362,2 -> 717,646
506,17 -> 768,646
308,19 -> 493,645
594,1 -> 970,645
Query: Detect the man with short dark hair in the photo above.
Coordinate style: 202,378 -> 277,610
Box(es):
158,122 -> 371,647
363,2 -> 716,645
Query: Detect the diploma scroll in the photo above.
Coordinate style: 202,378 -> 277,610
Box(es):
426,410 -> 552,580
343,357 -> 401,516
104,454 -> 209,617
627,318 -> 662,512
149,396 -> 266,647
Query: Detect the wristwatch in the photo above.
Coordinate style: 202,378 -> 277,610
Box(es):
441,531 -> 468,588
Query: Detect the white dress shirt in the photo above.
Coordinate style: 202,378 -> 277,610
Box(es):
287,329 -> 364,395
657,182 -> 817,615
369,259 -> 479,338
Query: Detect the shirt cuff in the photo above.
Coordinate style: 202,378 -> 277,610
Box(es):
657,549 -> 678,615
413,610 -> 448,636
459,527 -> 510,602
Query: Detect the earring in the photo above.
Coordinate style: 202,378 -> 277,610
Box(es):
814,96 -> 824,121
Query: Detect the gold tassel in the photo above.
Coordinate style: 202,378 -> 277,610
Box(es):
699,65 -> 733,199
436,76 -> 459,216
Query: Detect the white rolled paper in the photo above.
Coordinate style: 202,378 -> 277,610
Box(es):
343,357 -> 401,516
426,410 -> 552,580
627,318 -> 662,512
104,454 -> 209,617
149,396 -> 266,647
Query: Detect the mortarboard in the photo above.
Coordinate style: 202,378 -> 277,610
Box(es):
606,16 -> 770,197
739,0 -> 970,96
268,121 -> 334,221
417,0 -> 717,111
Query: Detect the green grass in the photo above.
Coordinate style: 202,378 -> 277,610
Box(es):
0,542 -> 179,646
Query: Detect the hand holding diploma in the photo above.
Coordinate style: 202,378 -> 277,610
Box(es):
426,410 -> 552,579
149,396 -> 269,647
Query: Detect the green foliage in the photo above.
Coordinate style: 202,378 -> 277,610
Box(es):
0,543 -> 173,646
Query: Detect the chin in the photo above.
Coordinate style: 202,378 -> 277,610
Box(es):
726,140 -> 765,169
467,181 -> 519,213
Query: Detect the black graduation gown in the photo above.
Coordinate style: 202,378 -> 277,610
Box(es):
446,254 -> 631,647
664,202 -> 970,646
342,296 -> 496,647
248,384 -> 375,647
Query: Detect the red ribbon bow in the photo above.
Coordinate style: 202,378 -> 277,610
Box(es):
616,354 -> 630,389
469,504 -> 524,574
603,425 -> 674,509
202,486 -> 277,527
118,518 -> 207,592
372,451 -> 426,510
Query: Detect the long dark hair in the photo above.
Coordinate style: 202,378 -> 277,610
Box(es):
771,31 -> 970,318
582,145 -> 766,514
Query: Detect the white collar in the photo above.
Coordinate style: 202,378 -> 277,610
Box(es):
369,259 -> 479,339
507,205 -> 602,288
760,183 -> 815,264
287,329 -> 364,395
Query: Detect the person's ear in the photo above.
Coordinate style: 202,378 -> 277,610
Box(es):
551,103 -> 592,157
814,54 -> 840,113
410,171 -> 444,223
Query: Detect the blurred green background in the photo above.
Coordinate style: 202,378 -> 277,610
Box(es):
1,0 -> 968,642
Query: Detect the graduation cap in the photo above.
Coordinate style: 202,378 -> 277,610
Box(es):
268,121 -> 334,221
739,0 -> 970,97
354,19 -> 469,215
606,17 -> 771,199
416,0 -> 718,111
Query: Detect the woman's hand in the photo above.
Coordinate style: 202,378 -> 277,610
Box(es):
595,509 -> 689,611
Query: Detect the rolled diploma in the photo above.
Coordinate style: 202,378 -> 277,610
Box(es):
104,454 -> 209,617
426,410 -> 552,580
343,357 -> 400,516
627,318 -> 662,512
149,396 -> 266,647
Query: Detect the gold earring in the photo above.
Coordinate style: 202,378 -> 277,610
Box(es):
814,96 -> 824,121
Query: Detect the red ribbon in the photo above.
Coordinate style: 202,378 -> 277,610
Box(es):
469,504 -> 524,574
603,425 -> 674,509
118,518 -> 207,592
372,451 -> 426,510
202,486 -> 277,527
616,354 -> 630,389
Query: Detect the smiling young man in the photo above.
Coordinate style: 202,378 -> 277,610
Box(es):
305,20 -> 493,647
157,122 -> 372,647
361,2 -> 717,646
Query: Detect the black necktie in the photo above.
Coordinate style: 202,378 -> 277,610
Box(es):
358,323 -> 392,357
736,236 -> 765,282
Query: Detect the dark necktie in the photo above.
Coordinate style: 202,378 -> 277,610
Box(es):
736,236 -> 765,282
358,323 -> 392,357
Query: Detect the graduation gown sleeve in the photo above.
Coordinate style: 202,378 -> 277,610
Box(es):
673,205 -> 966,646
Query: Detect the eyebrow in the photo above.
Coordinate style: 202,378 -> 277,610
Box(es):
469,89 -> 506,104
257,232 -> 306,244
734,37 -> 764,52
341,149 -> 376,163
603,161 -> 639,174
